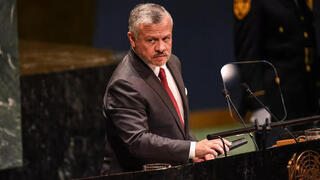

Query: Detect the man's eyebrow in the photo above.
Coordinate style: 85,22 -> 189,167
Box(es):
145,36 -> 159,39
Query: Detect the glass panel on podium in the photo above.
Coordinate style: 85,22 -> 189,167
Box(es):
221,61 -> 286,123
219,61 -> 288,149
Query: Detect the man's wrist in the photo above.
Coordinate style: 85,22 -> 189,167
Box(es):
188,141 -> 196,159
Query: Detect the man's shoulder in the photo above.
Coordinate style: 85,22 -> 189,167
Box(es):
107,54 -> 135,82
169,53 -> 181,63
168,54 -> 182,69
170,53 -> 179,60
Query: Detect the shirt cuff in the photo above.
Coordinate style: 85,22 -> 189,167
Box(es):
188,141 -> 196,159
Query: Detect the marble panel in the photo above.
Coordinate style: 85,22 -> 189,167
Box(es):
0,0 -> 22,170
0,64 -> 117,179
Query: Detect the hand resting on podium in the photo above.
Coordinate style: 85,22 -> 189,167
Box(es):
193,138 -> 231,162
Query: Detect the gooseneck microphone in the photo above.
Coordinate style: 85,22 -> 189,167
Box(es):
241,83 -> 298,143
221,89 -> 260,151
241,83 -> 278,120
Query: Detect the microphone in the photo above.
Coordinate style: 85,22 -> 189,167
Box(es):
242,83 -> 275,120
217,138 -> 248,156
241,83 -> 298,143
222,89 -> 247,128
217,63 -> 259,151
216,87 -> 260,151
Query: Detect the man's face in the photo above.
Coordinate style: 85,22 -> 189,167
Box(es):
128,16 -> 173,66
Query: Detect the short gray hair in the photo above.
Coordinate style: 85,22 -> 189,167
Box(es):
128,3 -> 173,38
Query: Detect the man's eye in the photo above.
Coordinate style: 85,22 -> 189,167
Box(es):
148,39 -> 154,43
163,37 -> 170,41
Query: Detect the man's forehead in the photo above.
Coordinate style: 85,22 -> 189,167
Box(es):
139,23 -> 172,35
140,31 -> 172,40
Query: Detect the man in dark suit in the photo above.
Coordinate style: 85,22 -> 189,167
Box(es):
101,3 -> 231,174
233,0 -> 320,147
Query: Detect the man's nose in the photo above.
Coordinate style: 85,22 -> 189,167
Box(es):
155,40 -> 165,52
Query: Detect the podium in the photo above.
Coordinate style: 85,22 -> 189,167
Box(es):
76,140 -> 320,180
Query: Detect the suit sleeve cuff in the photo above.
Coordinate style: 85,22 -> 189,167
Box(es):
188,141 -> 196,159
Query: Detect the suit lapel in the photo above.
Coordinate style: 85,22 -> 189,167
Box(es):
129,50 -> 186,138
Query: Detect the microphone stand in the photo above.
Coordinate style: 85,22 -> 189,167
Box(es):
242,83 -> 298,144
207,115 -> 320,139
222,89 -> 260,151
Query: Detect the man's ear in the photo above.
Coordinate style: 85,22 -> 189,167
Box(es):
127,32 -> 136,48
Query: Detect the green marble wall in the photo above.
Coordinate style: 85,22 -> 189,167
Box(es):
0,0 -> 22,170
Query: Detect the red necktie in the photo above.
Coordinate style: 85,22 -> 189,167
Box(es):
158,68 -> 184,127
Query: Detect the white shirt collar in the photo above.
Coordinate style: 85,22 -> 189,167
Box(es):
147,63 -> 168,77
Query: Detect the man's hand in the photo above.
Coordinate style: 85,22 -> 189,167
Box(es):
194,138 -> 231,160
